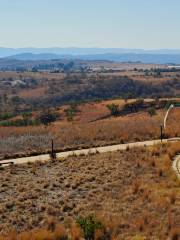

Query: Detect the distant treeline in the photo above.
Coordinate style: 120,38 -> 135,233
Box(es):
25,75 -> 180,109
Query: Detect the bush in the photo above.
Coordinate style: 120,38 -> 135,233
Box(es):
0,113 -> 14,121
0,119 -> 40,127
148,107 -> 157,116
76,215 -> 102,240
64,104 -> 78,121
106,104 -> 119,116
22,112 -> 32,119
38,110 -> 59,125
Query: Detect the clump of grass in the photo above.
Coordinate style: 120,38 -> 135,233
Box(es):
70,225 -> 82,240
132,181 -> 140,194
136,219 -> 145,232
132,235 -> 146,240
170,227 -> 180,240
168,209 -> 174,230
158,168 -> 163,177
150,160 -> 156,167
169,191 -> 176,205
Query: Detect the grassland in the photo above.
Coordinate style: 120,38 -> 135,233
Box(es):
0,142 -> 179,239
0,98 -> 179,159
0,65 -> 180,239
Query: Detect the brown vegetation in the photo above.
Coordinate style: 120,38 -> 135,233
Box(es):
0,143 -> 179,239
0,99 -> 179,159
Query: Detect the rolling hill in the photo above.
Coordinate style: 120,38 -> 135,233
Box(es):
2,48 -> 180,64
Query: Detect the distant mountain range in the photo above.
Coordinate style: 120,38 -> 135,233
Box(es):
1,47 -> 180,64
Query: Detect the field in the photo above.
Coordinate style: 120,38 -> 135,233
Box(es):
0,62 -> 180,240
0,98 -> 180,159
0,142 -> 179,239
0,65 -> 179,161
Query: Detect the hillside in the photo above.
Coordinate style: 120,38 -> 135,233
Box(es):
0,98 -> 179,159
0,143 -> 179,239
0,69 -> 180,112
2,48 -> 180,64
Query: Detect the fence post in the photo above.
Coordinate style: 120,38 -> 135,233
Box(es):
51,139 -> 56,159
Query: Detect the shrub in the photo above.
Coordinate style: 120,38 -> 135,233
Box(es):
76,215 -> 102,240
169,192 -> 176,205
64,104 -> 78,121
170,227 -> 180,240
0,112 -> 14,121
22,112 -> 32,119
106,104 -> 119,116
38,110 -> 59,125
0,119 -> 40,127
148,107 -> 157,116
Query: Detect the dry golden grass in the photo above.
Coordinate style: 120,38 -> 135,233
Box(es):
0,71 -> 66,81
18,87 -> 47,99
0,99 -> 179,158
0,143 -> 179,239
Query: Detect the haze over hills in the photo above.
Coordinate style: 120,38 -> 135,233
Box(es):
1,47 -> 180,57
1,47 -> 180,64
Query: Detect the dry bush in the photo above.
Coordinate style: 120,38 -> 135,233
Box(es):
169,227 -> 180,240
132,181 -> 140,194
168,209 -> 174,231
169,191 -> 177,205
70,225 -> 82,240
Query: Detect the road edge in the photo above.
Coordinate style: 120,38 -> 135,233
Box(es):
172,155 -> 180,179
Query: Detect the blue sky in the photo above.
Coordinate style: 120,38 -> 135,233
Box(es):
0,0 -> 180,49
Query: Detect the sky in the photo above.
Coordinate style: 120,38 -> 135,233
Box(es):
0,0 -> 180,49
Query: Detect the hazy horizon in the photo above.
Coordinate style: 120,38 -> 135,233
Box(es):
2,47 -> 180,50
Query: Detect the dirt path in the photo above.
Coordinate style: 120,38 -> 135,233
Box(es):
173,154 -> 180,178
0,138 -> 179,166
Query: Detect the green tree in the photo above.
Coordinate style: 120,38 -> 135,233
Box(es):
106,104 -> 119,116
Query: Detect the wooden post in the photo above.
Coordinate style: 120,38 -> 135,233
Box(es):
51,139 -> 56,159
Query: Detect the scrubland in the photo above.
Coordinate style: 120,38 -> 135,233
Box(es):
0,100 -> 179,159
0,142 -> 179,239
0,66 -> 179,159
1,59 -> 180,240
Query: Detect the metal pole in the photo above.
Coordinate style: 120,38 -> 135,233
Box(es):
162,102 -> 179,140
160,125 -> 163,142
163,104 -> 174,129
